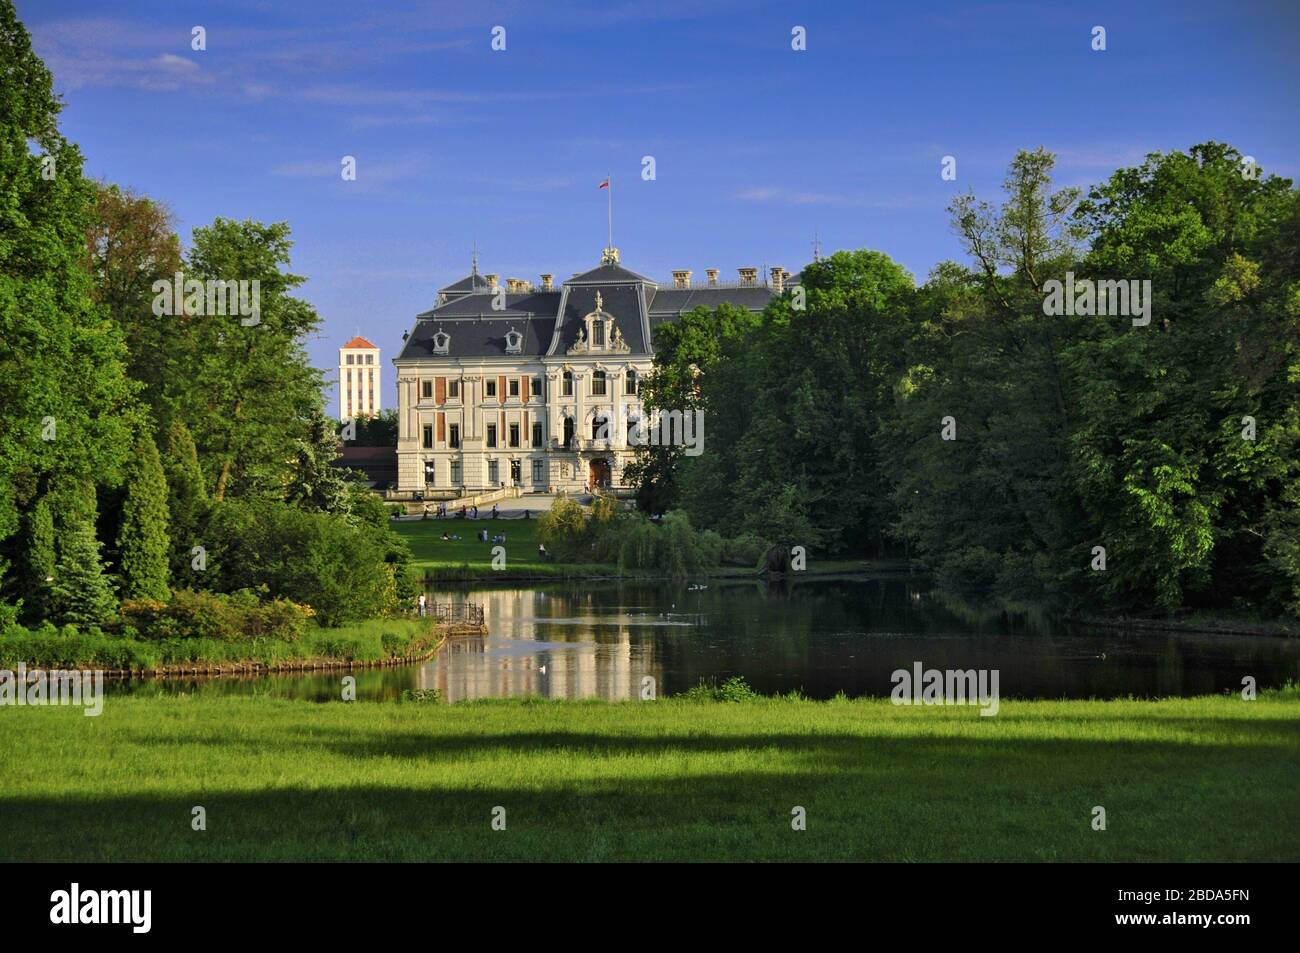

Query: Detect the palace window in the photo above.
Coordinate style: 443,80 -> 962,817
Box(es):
488,460 -> 499,484
486,423 -> 497,448
346,355 -> 355,365
510,460 -> 521,484
509,378 -> 519,398
509,423 -> 520,448
422,425 -> 433,449
562,371 -> 573,396
625,370 -> 638,395
450,460 -> 461,484
421,380 -> 432,399
591,370 -> 607,396
448,380 -> 460,399
449,423 -> 460,449
591,416 -> 608,440
432,332 -> 450,354
531,377 -> 542,398
424,461 -> 436,485
365,355 -> 374,365
593,321 -> 605,347
505,330 -> 523,354
486,380 -> 497,397
531,422 -> 542,448
532,459 -> 544,483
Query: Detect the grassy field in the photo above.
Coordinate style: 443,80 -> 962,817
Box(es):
2,687 -> 1297,862
393,516 -> 611,578
391,516 -> 900,580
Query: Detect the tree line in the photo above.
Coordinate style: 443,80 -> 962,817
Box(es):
631,145 -> 1300,618
0,4 -> 411,632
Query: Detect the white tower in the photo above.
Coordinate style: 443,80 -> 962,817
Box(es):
339,336 -> 381,419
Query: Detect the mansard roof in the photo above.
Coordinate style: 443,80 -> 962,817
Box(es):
548,282 -> 652,356
438,271 -> 491,296
646,285 -> 777,315
396,251 -> 785,364
397,314 -> 555,360
415,290 -> 560,320
566,261 -> 656,285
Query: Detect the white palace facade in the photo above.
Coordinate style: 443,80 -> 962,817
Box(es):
392,247 -> 787,497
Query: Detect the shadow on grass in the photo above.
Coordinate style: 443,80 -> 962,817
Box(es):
4,723 -> 1297,862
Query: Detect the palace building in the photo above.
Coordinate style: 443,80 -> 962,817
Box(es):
392,246 -> 789,496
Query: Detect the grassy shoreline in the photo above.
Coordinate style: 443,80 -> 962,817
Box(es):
0,618 -> 446,673
394,516 -> 912,582
2,687 -> 1296,862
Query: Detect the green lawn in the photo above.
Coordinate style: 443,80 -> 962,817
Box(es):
2,688 -> 1296,861
393,516 -> 610,578
392,516 -> 898,580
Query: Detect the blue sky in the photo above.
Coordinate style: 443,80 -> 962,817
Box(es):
19,0 -> 1300,410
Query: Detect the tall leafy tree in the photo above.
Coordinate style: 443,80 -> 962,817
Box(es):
1066,143 -> 1299,611
176,219 -> 322,501
84,183 -> 183,421
0,0 -> 137,552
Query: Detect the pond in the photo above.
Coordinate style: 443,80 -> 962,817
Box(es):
113,577 -> 1300,703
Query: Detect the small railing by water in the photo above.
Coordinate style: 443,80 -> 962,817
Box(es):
432,602 -> 485,626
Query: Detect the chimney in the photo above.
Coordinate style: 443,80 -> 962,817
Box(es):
672,269 -> 692,289
770,266 -> 784,294
705,268 -> 719,287
738,267 -> 758,286
485,274 -> 499,292
540,273 -> 553,291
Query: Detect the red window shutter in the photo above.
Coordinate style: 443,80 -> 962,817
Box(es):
498,375 -> 507,404
435,377 -> 446,404
521,375 -> 528,402
436,412 -> 445,442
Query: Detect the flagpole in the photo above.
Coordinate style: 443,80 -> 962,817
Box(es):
607,172 -> 613,250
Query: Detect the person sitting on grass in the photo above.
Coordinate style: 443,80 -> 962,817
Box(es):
538,543 -> 548,560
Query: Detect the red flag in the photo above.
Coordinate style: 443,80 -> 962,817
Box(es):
598,178 -> 609,189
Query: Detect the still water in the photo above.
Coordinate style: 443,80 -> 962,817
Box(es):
115,577 -> 1300,702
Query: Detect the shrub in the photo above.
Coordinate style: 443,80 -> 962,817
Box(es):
204,500 -> 404,624
121,589 -> 311,642
400,688 -> 442,703
680,675 -> 759,702
724,533 -> 769,567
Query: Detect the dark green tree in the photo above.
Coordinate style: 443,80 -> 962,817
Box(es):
161,420 -> 210,578
117,430 -> 171,600
48,516 -> 117,627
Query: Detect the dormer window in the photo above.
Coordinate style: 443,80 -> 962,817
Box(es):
505,330 -> 523,353
432,331 -> 450,354
568,290 -> 629,355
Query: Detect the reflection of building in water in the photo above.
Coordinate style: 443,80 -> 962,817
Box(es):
417,587 -> 660,702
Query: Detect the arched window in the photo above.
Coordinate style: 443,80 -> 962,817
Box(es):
625,369 -> 638,395
591,416 -> 609,441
